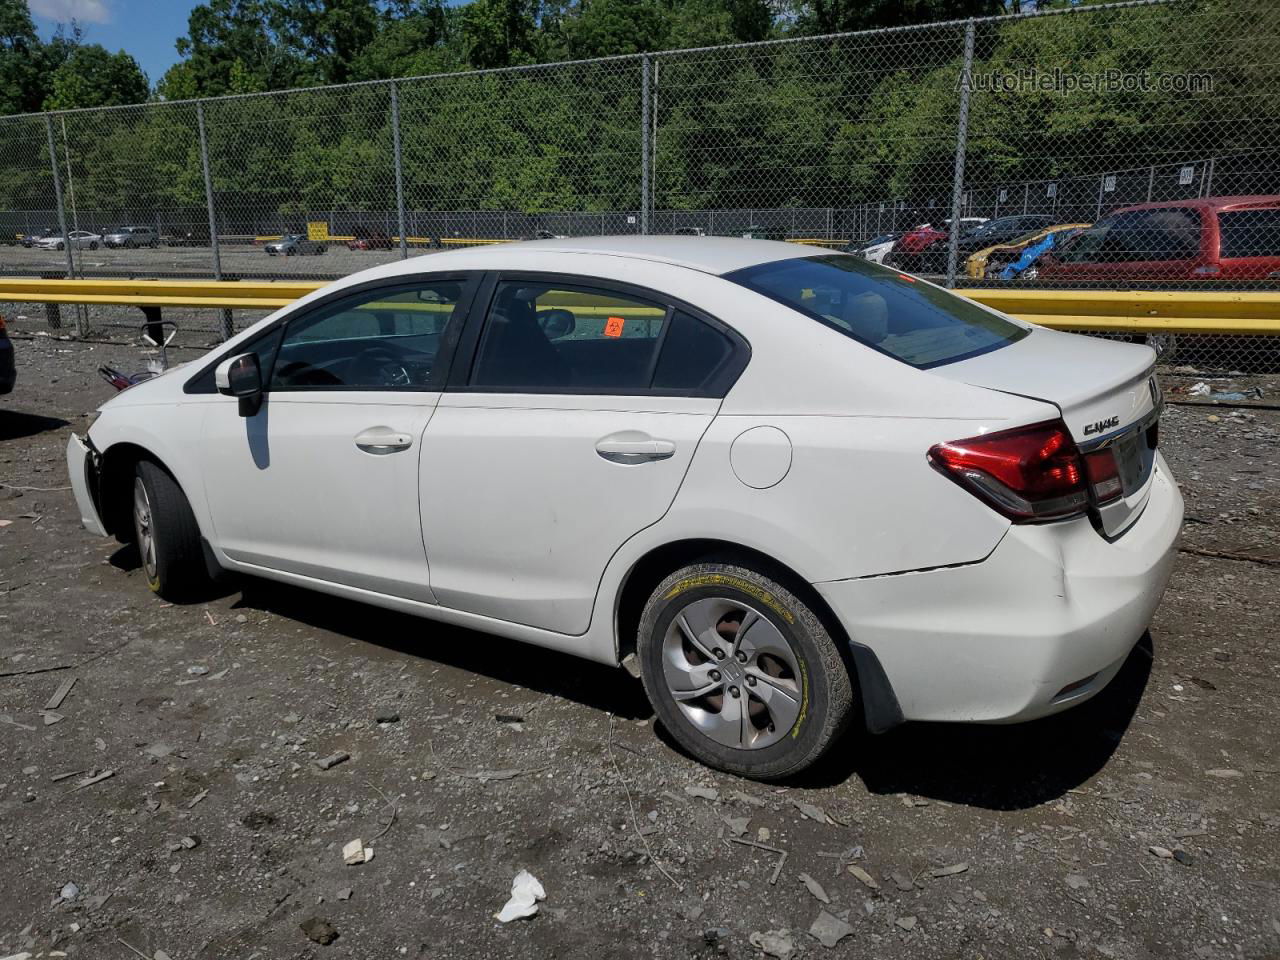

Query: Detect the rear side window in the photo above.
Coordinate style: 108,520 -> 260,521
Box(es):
468,281 -> 742,394
726,254 -> 1027,369
1218,209 -> 1280,258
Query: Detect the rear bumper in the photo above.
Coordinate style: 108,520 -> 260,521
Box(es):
67,433 -> 108,537
816,453 -> 1183,724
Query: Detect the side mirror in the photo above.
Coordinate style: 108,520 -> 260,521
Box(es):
215,353 -> 264,417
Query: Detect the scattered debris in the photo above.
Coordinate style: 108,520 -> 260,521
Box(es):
927,862 -> 969,879
336,888 -> 353,901
44,677 -> 76,711
791,799 -> 831,824
748,929 -> 795,959
1065,874 -> 1090,890
1173,849 -> 1194,866
495,869 -> 545,922
299,917 -> 339,945
797,872 -> 830,904
1205,768 -> 1243,779
456,768 -> 526,782
0,714 -> 36,731
685,785 -> 719,801
848,865 -> 880,891
723,816 -> 751,838
730,790 -> 767,807
727,836 -> 788,884
186,665 -> 209,676
895,915 -> 918,932
314,752 -> 350,771
71,769 -> 114,791
809,910 -> 854,948
342,839 -> 373,865
890,871 -> 915,892
40,711 -> 64,726
494,713 -> 523,724
1149,845 -> 1174,859
187,789 -> 209,808
59,882 -> 80,901
375,707 -> 401,724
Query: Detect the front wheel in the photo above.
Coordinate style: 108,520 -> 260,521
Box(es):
637,562 -> 855,781
89,241 -> 98,250
132,460 -> 209,600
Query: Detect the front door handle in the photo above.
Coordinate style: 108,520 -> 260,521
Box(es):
595,436 -> 676,464
354,427 -> 413,455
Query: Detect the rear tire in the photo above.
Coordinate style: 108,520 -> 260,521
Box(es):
132,460 -> 208,600
637,562 -> 855,781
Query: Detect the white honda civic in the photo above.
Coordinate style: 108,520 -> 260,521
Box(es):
68,237 -> 1182,780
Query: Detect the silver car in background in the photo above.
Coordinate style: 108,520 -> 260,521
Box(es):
104,226 -> 159,248
35,230 -> 101,251
265,233 -> 327,256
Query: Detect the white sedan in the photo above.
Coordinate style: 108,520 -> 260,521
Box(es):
36,230 -> 101,251
68,237 -> 1182,780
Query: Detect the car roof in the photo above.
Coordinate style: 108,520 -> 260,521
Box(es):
1110,195 -> 1280,215
389,235 -> 821,276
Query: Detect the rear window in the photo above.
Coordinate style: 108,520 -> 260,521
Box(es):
1218,209 -> 1280,258
725,254 -> 1027,369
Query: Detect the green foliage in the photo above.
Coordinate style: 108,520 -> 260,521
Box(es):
43,45 -> 149,111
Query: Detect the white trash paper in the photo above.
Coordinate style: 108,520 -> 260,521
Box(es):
494,869 -> 545,922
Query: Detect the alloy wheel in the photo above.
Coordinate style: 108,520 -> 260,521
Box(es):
132,477 -> 158,583
661,597 -> 802,750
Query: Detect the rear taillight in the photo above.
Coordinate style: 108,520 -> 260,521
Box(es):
928,420 -> 1088,521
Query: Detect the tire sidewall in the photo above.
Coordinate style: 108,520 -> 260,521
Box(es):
638,568 -> 835,779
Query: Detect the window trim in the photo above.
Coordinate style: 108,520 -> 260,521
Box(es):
183,271 -> 481,395
447,270 -> 750,399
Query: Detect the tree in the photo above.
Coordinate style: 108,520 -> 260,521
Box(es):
43,45 -> 149,110
460,0 -> 543,68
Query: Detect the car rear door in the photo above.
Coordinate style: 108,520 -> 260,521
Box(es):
417,273 -> 747,636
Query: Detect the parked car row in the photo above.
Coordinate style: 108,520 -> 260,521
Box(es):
848,196 -> 1280,283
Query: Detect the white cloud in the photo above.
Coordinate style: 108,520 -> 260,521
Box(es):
28,0 -> 112,24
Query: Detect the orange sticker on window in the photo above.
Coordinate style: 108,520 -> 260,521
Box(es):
604,316 -> 625,338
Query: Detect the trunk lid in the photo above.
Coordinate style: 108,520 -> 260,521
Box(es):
932,326 -> 1161,536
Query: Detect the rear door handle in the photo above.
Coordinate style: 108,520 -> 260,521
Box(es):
354,427 -> 413,455
595,437 -> 676,464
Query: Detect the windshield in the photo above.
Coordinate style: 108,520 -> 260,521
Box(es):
725,254 -> 1028,369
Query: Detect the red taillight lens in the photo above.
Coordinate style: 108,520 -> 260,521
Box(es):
1083,449 -> 1123,504
928,420 -> 1089,521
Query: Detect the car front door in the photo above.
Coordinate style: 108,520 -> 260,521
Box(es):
199,275 -> 477,601
418,274 -> 747,636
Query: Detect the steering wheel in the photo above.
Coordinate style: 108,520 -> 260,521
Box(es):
351,344 -> 413,387
537,308 -> 576,340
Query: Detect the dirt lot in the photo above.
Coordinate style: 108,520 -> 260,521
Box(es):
1,331 -> 1278,960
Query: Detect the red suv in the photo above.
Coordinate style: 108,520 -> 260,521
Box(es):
1038,196 -> 1280,282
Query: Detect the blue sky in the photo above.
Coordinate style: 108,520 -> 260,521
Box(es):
27,0 -> 202,85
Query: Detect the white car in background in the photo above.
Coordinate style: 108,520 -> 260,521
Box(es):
36,230 -> 101,251
68,237 -> 1181,780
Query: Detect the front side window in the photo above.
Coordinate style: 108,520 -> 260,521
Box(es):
270,280 -> 466,390
726,254 -> 1027,369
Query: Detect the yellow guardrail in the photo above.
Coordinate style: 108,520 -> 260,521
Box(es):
1,278 -> 1278,335
963,289 -> 1280,335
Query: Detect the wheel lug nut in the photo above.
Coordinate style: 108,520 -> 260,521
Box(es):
745,675 -> 756,687
728,686 -> 740,698
709,670 -> 721,682
712,648 -> 725,660
735,651 -> 747,663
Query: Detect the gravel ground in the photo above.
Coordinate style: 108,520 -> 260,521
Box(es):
1,332 -> 1278,960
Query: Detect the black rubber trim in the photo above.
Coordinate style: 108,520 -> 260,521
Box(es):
199,537 -> 228,582
846,641 -> 905,734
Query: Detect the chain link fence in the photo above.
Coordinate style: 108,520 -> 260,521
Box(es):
0,0 -> 1277,371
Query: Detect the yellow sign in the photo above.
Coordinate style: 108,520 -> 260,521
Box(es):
307,221 -> 329,242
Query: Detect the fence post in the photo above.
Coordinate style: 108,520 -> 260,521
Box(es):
389,80 -> 409,258
196,102 -> 233,340
641,54 -> 652,235
43,114 -> 78,335
945,19 -> 976,288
